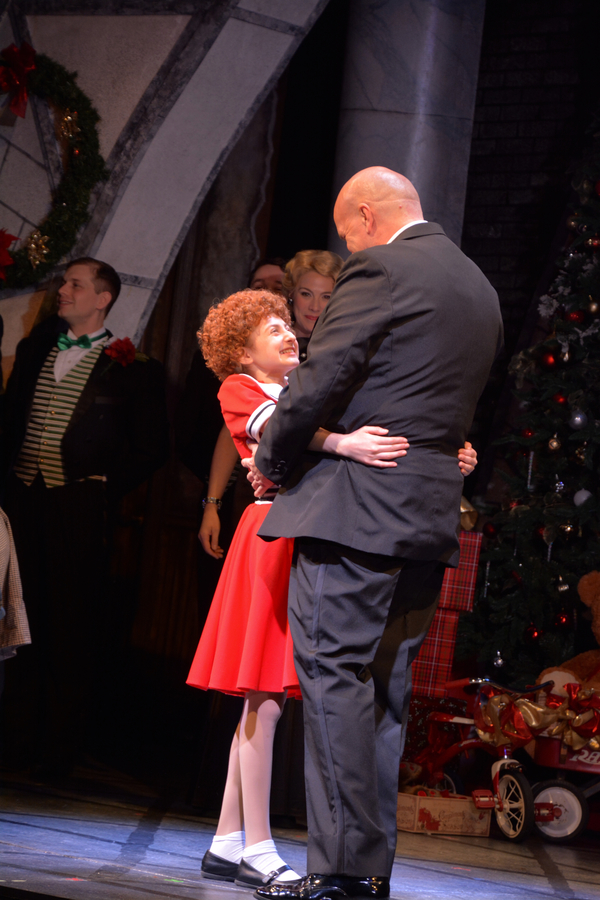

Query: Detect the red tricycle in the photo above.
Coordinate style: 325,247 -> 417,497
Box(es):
413,677 -> 600,843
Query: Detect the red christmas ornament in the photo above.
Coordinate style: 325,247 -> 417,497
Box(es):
482,522 -> 497,539
511,569 -> 523,585
521,427 -> 535,439
524,623 -> 544,644
566,310 -> 585,324
73,148 -> 80,156
552,392 -> 567,404
586,236 -> 600,250
541,352 -> 556,369
554,610 -> 573,631
0,228 -> 17,280
536,525 -> 546,538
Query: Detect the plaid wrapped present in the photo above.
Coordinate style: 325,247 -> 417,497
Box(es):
412,531 -> 482,698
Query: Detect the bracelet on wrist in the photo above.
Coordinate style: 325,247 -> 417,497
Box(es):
203,496 -> 222,510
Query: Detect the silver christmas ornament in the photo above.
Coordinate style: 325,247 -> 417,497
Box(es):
569,410 -> 588,429
574,488 -> 593,506
557,576 -> 570,593
493,651 -> 505,668
554,478 -> 565,493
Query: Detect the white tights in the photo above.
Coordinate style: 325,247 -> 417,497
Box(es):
209,690 -> 299,881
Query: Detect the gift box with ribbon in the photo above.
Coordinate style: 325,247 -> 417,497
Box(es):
412,531 -> 483,698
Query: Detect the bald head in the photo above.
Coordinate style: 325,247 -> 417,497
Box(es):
333,167 -> 423,253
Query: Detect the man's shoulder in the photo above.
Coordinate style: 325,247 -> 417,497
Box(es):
19,314 -> 65,348
11,315 -> 64,372
342,223 -> 449,272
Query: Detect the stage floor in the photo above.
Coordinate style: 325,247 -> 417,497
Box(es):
1,764 -> 600,900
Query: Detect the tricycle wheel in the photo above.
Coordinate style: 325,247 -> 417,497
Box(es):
495,769 -> 535,842
433,770 -> 465,795
532,780 -> 589,843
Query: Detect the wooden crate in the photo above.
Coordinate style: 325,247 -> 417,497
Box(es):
397,791 -> 491,836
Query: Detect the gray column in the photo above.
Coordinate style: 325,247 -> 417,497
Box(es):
329,0 -> 486,251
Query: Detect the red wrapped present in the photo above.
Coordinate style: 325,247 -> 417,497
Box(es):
412,531 -> 482,698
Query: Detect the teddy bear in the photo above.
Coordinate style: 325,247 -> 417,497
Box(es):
538,648 -> 600,696
536,573 -> 600,695
578,570 -> 600,646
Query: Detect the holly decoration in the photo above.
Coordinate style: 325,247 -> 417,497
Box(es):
0,43 -> 108,289
458,112 -> 600,687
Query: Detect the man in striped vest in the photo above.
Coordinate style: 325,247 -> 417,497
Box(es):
1,257 -> 169,775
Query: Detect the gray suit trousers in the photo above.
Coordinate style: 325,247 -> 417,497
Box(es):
288,539 -> 444,877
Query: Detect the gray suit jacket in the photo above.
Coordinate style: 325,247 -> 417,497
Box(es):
256,223 -> 503,565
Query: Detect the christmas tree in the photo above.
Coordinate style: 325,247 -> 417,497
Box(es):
459,119 -> 600,689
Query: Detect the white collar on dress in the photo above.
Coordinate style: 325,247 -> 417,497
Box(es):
238,373 -> 286,400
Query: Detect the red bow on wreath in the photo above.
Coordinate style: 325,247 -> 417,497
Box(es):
0,41 -> 36,118
0,228 -> 17,280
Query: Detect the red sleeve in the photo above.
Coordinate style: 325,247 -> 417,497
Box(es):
218,375 -> 277,459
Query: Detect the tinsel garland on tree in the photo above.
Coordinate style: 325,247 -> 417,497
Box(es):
458,115 -> 600,689
1,48 -> 108,288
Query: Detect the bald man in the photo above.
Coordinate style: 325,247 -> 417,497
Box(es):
252,168 -> 503,900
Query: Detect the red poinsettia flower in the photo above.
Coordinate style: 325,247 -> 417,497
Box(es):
0,42 -> 36,118
0,228 -> 17,280
105,337 -> 136,367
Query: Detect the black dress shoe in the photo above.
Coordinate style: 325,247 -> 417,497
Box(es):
235,859 -> 296,888
201,849 -> 239,881
254,873 -> 390,900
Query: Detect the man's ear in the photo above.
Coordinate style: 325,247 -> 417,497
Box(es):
97,290 -> 112,313
359,203 -> 376,235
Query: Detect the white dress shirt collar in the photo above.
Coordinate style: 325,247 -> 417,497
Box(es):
54,326 -> 110,383
387,220 -> 428,244
65,326 -> 108,341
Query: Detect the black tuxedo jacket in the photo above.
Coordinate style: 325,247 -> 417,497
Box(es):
256,223 -> 503,565
2,315 -> 169,501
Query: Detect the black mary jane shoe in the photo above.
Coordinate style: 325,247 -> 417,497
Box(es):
200,849 -> 239,882
235,860 -> 297,889
254,873 -> 390,900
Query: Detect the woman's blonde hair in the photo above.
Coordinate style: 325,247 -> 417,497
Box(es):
198,290 -> 292,381
283,249 -> 343,296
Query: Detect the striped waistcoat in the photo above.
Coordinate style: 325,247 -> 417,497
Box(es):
14,343 -> 106,488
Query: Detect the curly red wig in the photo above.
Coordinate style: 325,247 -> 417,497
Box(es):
198,289 -> 292,381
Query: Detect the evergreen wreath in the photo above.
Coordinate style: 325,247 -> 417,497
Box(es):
1,47 -> 108,288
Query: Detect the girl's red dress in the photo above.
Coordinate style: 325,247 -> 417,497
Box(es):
186,374 -> 300,698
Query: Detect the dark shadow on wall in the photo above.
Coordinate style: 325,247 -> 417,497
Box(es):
266,0 -> 350,259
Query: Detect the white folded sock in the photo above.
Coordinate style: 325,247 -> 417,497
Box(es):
244,838 -> 300,882
210,830 -> 244,863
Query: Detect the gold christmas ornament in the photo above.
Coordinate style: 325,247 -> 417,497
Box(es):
588,295 -> 599,314
560,523 -> 576,537
58,108 -> 81,141
460,495 -> 478,531
556,575 -> 570,592
548,434 -> 561,451
26,230 -> 50,268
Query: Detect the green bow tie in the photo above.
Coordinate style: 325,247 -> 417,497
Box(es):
57,331 -> 108,351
